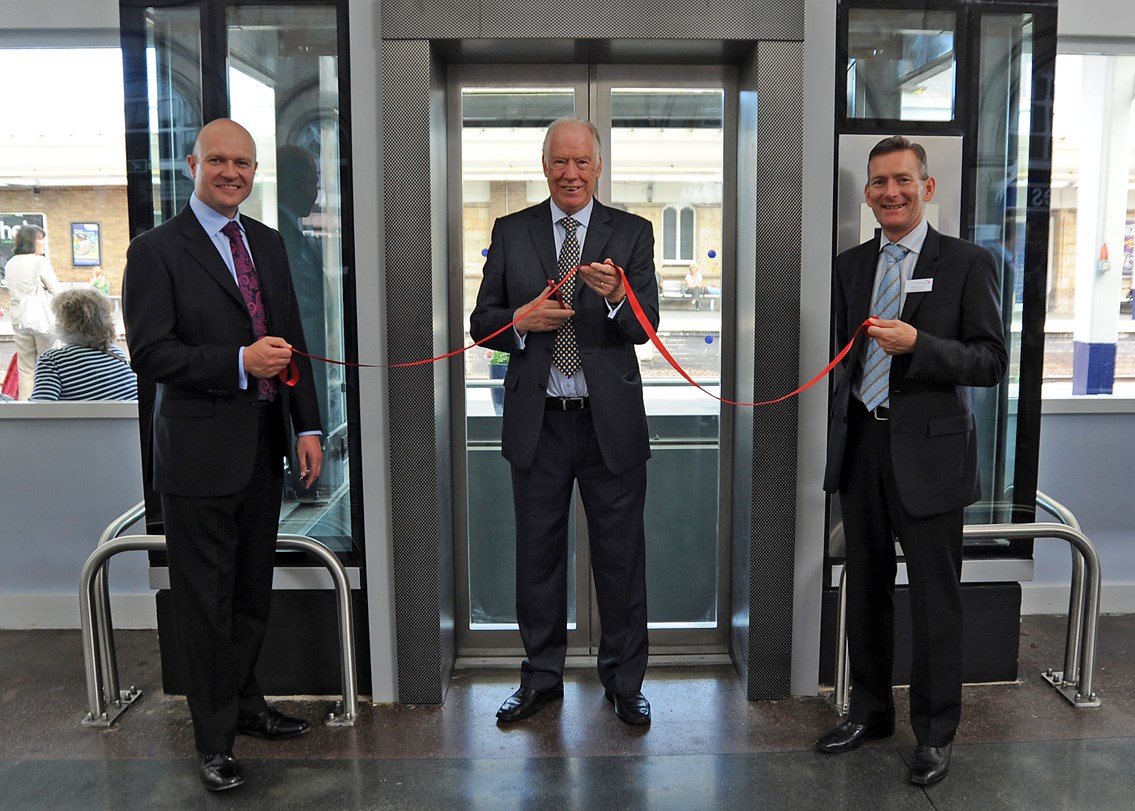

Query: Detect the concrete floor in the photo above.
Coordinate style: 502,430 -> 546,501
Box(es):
1,614 -> 1133,809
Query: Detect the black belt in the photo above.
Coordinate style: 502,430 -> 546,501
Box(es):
545,396 -> 589,411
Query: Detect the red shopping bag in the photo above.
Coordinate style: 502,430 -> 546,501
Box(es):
2,354 -> 18,398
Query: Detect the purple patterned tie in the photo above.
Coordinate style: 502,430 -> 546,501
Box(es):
222,220 -> 277,401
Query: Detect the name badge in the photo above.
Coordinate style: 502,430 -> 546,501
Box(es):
905,278 -> 933,294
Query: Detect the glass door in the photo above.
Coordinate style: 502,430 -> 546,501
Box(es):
453,64 -> 733,658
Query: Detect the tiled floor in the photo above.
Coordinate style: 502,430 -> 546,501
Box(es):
2,615 -> 1133,809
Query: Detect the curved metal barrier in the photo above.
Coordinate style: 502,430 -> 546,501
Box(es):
80,501 -> 358,727
832,493 -> 1102,715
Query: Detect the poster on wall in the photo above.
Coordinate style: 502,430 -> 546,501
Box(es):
0,212 -> 47,267
71,222 -> 101,267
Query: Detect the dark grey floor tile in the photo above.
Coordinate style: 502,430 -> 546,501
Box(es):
912,738 -> 1135,811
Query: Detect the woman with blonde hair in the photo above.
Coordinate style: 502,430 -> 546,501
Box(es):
30,288 -> 136,401
3,224 -> 59,398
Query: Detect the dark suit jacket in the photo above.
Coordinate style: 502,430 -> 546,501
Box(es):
124,205 -> 322,498
824,226 -> 1008,517
469,199 -> 660,476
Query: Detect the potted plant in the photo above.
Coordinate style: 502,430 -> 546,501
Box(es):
487,350 -> 509,414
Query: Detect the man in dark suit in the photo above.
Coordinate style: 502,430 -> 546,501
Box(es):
817,135 -> 1007,785
470,117 -> 659,726
124,119 -> 323,792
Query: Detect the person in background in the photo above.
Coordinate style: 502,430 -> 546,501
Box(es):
30,288 -> 136,401
683,263 -> 708,310
3,224 -> 59,399
89,267 -> 111,295
818,135 -> 1007,786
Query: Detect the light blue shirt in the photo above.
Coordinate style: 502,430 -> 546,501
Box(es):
189,194 -> 255,391
513,197 -> 625,397
855,217 -> 930,408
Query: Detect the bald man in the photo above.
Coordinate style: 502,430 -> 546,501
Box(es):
124,119 -> 323,792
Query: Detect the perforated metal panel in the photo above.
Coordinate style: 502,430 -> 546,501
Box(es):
747,39 -> 804,700
381,0 -> 803,40
382,40 -> 450,704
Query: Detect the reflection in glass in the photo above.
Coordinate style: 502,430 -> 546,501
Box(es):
144,8 -> 203,224
846,9 -> 956,121
227,6 -> 351,552
970,13 -> 1035,528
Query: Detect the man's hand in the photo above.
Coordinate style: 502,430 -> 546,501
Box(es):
244,336 -> 293,378
579,259 -> 625,304
295,435 -> 323,489
866,317 -> 918,355
513,286 -> 575,335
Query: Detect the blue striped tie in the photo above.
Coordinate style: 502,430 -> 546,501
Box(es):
860,243 -> 909,412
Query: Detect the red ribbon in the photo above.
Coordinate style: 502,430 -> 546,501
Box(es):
279,262 -> 869,406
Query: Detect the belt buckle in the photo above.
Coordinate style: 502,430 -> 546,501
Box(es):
563,397 -> 585,411
872,406 -> 889,421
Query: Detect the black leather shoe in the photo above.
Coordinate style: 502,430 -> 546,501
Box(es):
814,719 -> 895,753
605,690 -> 651,726
199,751 -> 243,792
909,742 -> 952,786
496,685 -> 564,722
237,707 -> 310,740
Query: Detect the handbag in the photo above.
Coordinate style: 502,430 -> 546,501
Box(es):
18,284 -> 56,336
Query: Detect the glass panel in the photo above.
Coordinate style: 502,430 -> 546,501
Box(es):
663,206 -> 677,259
462,87 -> 577,630
970,13 -> 1035,531
145,8 -> 203,224
846,9 -> 957,121
680,206 -> 694,260
610,87 -> 724,628
227,6 -> 352,552
1046,53 -> 1135,395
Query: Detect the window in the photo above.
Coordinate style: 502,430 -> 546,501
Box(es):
0,48 -> 131,402
662,205 -> 695,262
1046,52 -> 1135,396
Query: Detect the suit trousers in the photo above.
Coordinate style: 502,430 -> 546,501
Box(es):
839,399 -> 964,747
160,409 -> 282,754
510,407 -> 649,695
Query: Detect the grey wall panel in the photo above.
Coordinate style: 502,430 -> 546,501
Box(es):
381,0 -> 481,40
382,0 -> 803,40
746,39 -> 803,700
382,39 -> 452,704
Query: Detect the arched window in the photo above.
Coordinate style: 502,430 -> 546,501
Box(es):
662,205 -> 695,262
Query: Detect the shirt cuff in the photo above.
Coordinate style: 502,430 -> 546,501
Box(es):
237,346 -> 248,389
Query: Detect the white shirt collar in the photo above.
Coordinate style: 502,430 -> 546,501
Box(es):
550,197 -> 594,230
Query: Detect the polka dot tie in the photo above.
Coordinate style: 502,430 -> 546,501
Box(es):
860,242 -> 909,412
552,217 -> 581,377
222,220 -> 277,401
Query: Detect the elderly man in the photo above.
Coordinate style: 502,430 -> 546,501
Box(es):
470,116 -> 660,726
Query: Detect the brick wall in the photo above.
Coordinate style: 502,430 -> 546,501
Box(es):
1,185 -> 130,294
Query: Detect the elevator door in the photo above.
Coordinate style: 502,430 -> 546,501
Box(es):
452,64 -> 735,658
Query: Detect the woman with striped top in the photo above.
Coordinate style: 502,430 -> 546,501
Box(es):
30,288 -> 137,401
